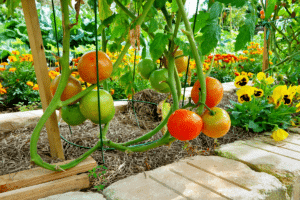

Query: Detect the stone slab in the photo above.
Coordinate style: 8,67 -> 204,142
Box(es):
103,155 -> 287,200
39,191 -> 106,200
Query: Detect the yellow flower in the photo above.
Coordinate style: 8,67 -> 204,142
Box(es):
26,81 -> 34,86
12,50 -> 20,55
269,50 -> 273,55
269,61 -> 273,65
241,71 -> 248,76
266,76 -> 275,84
178,73 -> 183,77
0,67 -> 5,71
32,84 -> 39,90
48,70 -> 60,79
291,120 -> 297,127
296,103 -> 300,112
248,72 -> 254,78
236,86 -> 255,103
110,88 -> 115,95
0,62 -> 8,66
8,56 -> 17,62
234,75 -> 249,88
272,129 -> 288,142
254,88 -> 264,97
243,50 -> 249,54
257,72 -> 266,81
9,68 -> 16,72
272,85 -> 297,107
250,58 -> 255,62
0,87 -> 7,94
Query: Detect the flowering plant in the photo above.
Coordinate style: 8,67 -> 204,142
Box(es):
0,51 -> 40,106
227,71 -> 300,141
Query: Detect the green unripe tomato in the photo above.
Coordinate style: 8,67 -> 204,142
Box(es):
61,103 -> 87,126
137,59 -> 157,79
79,89 -> 115,124
149,68 -> 170,93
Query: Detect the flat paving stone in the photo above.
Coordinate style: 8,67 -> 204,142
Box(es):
216,134 -> 300,200
103,155 -> 286,200
39,191 -> 106,200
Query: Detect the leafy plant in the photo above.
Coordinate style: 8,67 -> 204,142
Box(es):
88,165 -> 108,191
227,72 -> 300,133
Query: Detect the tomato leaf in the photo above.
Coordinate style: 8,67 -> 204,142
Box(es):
110,14 -> 129,39
98,0 -> 112,21
189,11 -> 209,33
172,0 -> 178,12
234,12 -> 256,51
149,18 -> 159,33
198,2 -> 222,55
265,0 -> 276,20
150,33 -> 170,62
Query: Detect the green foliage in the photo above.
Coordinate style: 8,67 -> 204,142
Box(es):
215,0 -> 247,8
88,165 -> 108,191
265,0 -> 276,20
235,3 -> 257,51
150,33 -> 170,62
98,0 -> 113,21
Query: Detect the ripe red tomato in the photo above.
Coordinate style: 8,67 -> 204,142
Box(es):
79,89 -> 115,124
50,74 -> 82,105
191,77 -> 223,108
167,109 -> 203,141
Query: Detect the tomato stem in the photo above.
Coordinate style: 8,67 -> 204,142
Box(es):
197,101 -> 216,116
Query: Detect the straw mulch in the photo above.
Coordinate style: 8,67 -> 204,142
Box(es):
0,88 -> 262,198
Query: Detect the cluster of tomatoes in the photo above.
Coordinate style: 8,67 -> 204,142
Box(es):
137,50 -> 231,141
50,51 -> 115,126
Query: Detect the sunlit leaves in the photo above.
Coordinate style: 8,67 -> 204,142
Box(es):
265,0 -> 276,19
98,0 -> 112,21
215,0 -> 247,8
189,11 -> 209,33
150,33 -> 171,62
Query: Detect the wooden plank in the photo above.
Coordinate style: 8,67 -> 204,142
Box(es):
0,156 -> 97,193
21,0 -> 65,159
0,173 -> 90,200
262,0 -> 270,73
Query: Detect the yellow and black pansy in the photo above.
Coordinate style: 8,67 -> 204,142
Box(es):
234,75 -> 249,88
236,86 -> 255,103
272,85 -> 298,108
254,88 -> 264,97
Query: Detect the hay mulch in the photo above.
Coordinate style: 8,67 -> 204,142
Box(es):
1,88 -> 264,198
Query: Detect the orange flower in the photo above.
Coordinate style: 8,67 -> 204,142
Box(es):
48,70 -> 60,79
12,50 -> 20,55
234,72 -> 240,76
110,88 -> 115,95
55,62 -> 59,66
55,67 -> 60,72
0,67 -> 5,71
9,68 -> 16,72
32,84 -> 39,90
0,62 -> 8,66
26,81 -> 34,86
0,87 -> 7,94
8,56 -> 17,62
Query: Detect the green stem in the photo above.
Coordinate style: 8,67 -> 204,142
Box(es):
30,0 -> 94,171
174,67 -> 182,103
161,5 -> 172,32
167,54 -> 179,111
176,0 -> 205,115
111,40 -> 131,76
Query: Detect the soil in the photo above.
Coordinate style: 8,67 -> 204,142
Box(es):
0,89 -> 265,198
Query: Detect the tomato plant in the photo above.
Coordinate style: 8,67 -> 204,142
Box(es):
50,74 -> 82,105
4,0 -> 265,171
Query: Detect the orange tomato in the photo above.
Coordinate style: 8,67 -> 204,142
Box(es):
50,74 -> 82,105
191,77 -> 223,108
201,107 -> 231,138
77,51 -> 113,84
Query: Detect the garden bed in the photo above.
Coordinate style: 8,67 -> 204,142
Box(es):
0,88 -> 266,198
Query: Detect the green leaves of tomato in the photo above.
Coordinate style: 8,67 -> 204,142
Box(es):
215,0 -> 247,8
235,3 -> 256,51
150,33 -> 171,62
265,0 -> 276,20
98,0 -> 113,21
189,11 -> 209,33
198,2 -> 222,55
